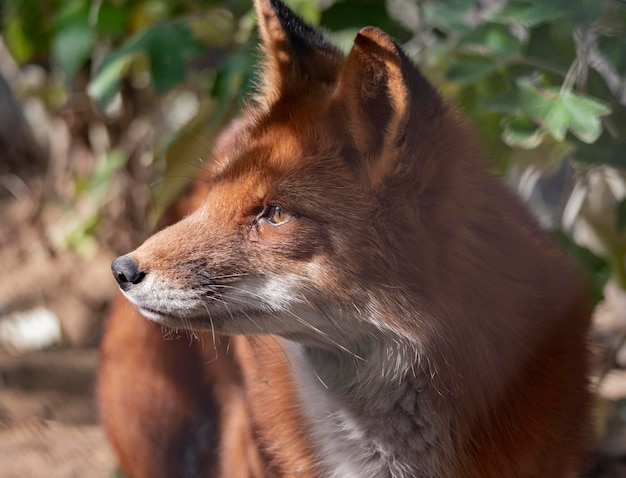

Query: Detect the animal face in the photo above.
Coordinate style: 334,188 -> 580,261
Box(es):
111,0 -> 465,347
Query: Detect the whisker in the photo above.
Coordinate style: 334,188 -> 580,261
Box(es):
191,290 -> 218,355
226,335 -> 233,355
310,363 -> 329,390
283,309 -> 364,361
212,284 -> 363,361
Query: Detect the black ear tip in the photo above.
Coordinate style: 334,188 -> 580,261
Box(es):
259,0 -> 336,53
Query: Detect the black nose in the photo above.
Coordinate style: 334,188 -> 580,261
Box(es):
111,255 -> 145,289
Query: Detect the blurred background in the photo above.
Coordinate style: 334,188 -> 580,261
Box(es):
1,0 -> 626,476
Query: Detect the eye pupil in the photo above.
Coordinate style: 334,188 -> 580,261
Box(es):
268,205 -> 293,225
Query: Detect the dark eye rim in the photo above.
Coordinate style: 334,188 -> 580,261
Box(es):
257,204 -> 297,226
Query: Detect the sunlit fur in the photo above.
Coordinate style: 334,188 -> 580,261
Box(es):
99,0 -> 592,476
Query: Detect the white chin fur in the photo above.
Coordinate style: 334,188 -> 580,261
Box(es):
137,307 -> 167,323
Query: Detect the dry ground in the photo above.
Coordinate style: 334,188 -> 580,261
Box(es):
0,347 -> 115,478
0,192 -> 117,478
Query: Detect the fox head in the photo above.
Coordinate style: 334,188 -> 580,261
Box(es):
112,0 -> 486,348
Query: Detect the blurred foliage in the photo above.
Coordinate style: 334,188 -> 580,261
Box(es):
2,0 -> 626,299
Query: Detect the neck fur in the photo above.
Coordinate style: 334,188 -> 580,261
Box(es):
285,335 -> 453,478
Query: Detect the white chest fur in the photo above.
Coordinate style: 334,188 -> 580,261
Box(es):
285,342 -> 452,478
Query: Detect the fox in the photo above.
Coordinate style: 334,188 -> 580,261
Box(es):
99,0 -> 592,476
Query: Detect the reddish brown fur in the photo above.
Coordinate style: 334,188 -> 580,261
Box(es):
99,1 -> 591,476
100,129 -> 321,477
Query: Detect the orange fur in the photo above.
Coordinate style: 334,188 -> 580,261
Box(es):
99,1 -> 592,476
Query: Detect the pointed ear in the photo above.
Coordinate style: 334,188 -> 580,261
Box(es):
334,27 -> 442,187
253,0 -> 344,105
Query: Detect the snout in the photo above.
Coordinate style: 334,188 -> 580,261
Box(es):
111,255 -> 145,290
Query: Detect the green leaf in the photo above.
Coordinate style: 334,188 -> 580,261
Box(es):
509,136 -> 574,172
488,1 -> 567,27
490,0 -> 608,28
524,21 -> 575,74
515,79 -> 555,119
53,0 -> 89,28
322,0 -> 411,42
89,150 -> 128,192
447,56 -> 498,85
502,117 -> 543,149
64,212 -> 101,253
284,0 -> 322,24
3,0 -> 49,63
211,49 -> 256,111
188,9 -> 237,46
598,35 -> 626,76
52,21 -> 96,77
95,3 -> 130,39
540,90 -> 610,143
565,91 -> 612,117
539,90 -> 610,144
574,134 -> 626,169
560,91 -> 611,143
491,80 -> 611,144
554,0 -> 611,24
151,98 -> 219,227
482,91 -> 522,114
423,0 -> 478,30
88,50 -> 140,110
142,22 -> 205,93
89,20 -> 205,109
458,23 -> 523,60
542,98 -> 569,141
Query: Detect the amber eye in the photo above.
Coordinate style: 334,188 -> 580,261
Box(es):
267,205 -> 294,225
